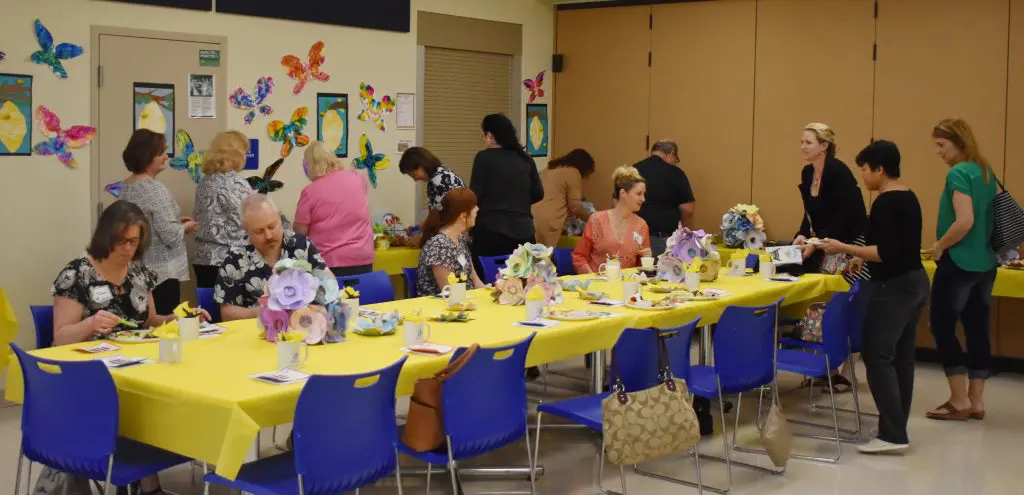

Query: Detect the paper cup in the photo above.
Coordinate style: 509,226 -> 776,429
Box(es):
622,281 -> 640,300
178,317 -> 200,342
641,256 -> 655,269
525,299 -> 545,321
159,338 -> 182,364
760,261 -> 776,280
727,259 -> 746,276
447,282 -> 467,306
277,341 -> 309,370
684,272 -> 701,291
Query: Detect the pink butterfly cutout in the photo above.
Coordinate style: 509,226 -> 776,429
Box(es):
33,105 -> 96,169
523,71 -> 545,104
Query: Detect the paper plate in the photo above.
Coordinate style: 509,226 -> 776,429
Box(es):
547,310 -> 603,321
674,288 -> 729,301
107,330 -> 158,344
625,303 -> 675,311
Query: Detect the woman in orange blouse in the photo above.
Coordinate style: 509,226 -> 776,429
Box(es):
572,165 -> 652,273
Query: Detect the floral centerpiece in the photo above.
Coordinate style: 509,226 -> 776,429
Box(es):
491,243 -> 563,306
258,259 -> 350,345
721,203 -> 766,249
658,227 -> 722,283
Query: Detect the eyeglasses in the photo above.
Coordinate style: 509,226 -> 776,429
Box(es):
115,237 -> 141,248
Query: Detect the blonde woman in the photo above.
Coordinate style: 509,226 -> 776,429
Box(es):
294,141 -> 374,276
926,118 -> 998,421
571,165 -> 651,273
194,130 -> 252,288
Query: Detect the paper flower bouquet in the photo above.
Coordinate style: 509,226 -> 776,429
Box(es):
658,227 -> 722,282
491,243 -> 563,306
258,259 -> 351,345
721,203 -> 766,249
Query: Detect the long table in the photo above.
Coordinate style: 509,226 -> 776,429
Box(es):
4,270 -> 846,480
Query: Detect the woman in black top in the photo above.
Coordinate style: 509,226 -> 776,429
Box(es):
469,113 -> 544,273
821,140 -> 928,455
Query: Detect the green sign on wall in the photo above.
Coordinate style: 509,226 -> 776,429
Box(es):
199,49 -> 221,67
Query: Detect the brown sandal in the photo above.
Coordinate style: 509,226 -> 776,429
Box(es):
925,401 -> 972,421
970,410 -> 986,420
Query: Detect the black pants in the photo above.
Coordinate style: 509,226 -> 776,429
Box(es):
193,264 -> 219,289
470,223 -> 535,278
152,278 -> 181,315
862,270 -> 929,445
929,256 -> 998,379
330,264 -> 374,277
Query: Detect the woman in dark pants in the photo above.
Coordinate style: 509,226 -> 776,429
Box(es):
822,140 -> 928,454
926,118 -> 998,421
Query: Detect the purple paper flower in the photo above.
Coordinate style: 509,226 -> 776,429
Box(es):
258,306 -> 290,343
267,268 -> 318,311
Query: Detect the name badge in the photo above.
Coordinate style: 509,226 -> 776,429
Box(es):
89,285 -> 114,305
633,232 -> 643,245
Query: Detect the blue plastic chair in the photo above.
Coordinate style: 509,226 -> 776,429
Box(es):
688,301 -> 784,492
195,288 -> 221,324
336,270 -> 395,304
534,321 -> 703,494
204,357 -> 408,495
399,334 -> 536,494
402,267 -> 418,299
553,247 -> 576,276
10,344 -> 189,495
29,305 -> 53,349
478,255 -> 510,285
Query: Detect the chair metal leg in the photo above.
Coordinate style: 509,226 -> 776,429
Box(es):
395,449 -> 404,495
595,439 -> 624,495
446,437 -> 460,495
425,464 -> 432,495
13,452 -> 24,495
203,462 -> 210,495
26,460 -> 32,495
104,455 -> 115,495
525,419 -> 537,494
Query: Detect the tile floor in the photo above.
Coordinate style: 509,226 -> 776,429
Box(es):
1,361 -> 1021,494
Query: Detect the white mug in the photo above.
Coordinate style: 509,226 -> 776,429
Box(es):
760,261 -> 776,280
525,299 -> 546,321
403,320 -> 433,347
727,258 -> 746,276
277,341 -> 309,370
641,256 -> 655,270
622,281 -> 640,300
178,317 -> 200,342
598,260 -> 621,281
684,272 -> 701,291
342,298 -> 360,318
445,282 -> 467,306
159,338 -> 182,364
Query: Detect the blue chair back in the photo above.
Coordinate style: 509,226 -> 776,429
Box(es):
663,319 -> 700,383
848,281 -> 871,352
402,267 -> 418,299
553,248 -> 576,276
442,334 -> 535,459
293,357 -> 407,495
11,344 -> 119,480
30,305 -> 54,349
196,288 -> 220,324
713,301 -> 780,392
478,255 -> 510,284
820,290 -> 856,366
610,320 -> 699,392
336,270 -> 395,304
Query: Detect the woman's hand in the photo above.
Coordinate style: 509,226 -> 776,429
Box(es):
183,220 -> 199,235
846,257 -> 865,275
793,235 -> 808,246
932,242 -> 945,261
88,310 -> 121,335
638,247 -> 652,258
196,308 -> 212,322
801,244 -> 816,260
819,238 -> 848,255
180,216 -> 195,224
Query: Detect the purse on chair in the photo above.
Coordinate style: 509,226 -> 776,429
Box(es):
402,343 -> 480,452
602,331 -> 701,465
760,310 -> 793,467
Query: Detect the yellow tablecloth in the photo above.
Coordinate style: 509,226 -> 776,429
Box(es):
4,270 -> 845,480
922,260 -> 1024,299
0,288 -> 17,372
372,247 -> 420,276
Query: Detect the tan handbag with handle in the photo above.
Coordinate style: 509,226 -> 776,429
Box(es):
402,344 -> 480,452
760,308 -> 792,467
602,330 -> 701,465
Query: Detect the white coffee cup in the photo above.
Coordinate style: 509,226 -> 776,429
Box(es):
622,281 -> 640,300
342,297 -> 360,316
684,272 -> 701,291
158,338 -> 182,364
277,341 -> 309,370
727,259 -> 746,276
760,261 -> 776,280
445,282 -> 467,306
403,320 -> 433,347
641,256 -> 655,270
599,260 -> 621,281
525,299 -> 546,321
178,317 -> 200,342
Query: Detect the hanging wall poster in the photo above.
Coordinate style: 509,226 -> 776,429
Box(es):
396,92 -> 415,129
188,73 -> 215,118
316,93 -> 348,157
133,82 -> 175,157
0,73 -> 33,156
526,104 -> 548,157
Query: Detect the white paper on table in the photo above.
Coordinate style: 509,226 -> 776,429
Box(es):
76,342 -> 120,353
96,355 -> 148,368
250,369 -> 311,385
198,323 -> 226,338
401,342 -> 455,356
514,318 -> 560,329
770,274 -> 799,282
588,298 -> 624,307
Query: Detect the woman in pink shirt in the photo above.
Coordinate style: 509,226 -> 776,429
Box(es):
572,165 -> 652,273
294,142 -> 375,276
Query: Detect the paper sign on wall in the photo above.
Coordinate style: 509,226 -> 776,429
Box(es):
188,73 -> 215,119
199,49 -> 221,67
245,138 -> 259,170
396,93 -> 415,129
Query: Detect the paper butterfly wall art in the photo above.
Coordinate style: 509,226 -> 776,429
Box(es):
281,41 -> 329,95
0,51 -> 6,62
169,129 -> 205,183
105,181 -> 123,198
267,106 -> 311,157
33,106 -> 96,169
229,77 -> 274,125
353,134 -> 389,188
247,158 -> 285,194
523,71 -> 545,104
31,19 -> 84,79
357,82 -> 395,132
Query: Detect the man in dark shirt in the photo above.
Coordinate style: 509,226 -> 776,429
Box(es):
633,140 -> 696,257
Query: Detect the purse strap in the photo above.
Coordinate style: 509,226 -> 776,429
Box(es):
433,343 -> 480,383
611,328 -> 676,404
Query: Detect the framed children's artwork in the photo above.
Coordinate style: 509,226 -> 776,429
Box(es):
133,82 -> 176,157
317,92 -> 349,157
0,73 -> 34,156
526,103 -> 548,157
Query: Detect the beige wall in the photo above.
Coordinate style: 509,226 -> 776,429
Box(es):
0,0 -> 554,360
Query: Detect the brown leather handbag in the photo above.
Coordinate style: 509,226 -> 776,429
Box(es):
402,344 -> 480,452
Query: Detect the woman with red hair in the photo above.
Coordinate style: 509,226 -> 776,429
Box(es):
416,188 -> 486,296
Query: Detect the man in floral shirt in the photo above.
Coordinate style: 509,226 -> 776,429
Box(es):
215,194 -> 327,321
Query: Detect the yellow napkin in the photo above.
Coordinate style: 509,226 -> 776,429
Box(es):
172,301 -> 198,318
526,285 -> 546,301
342,287 -> 360,299
279,330 -> 305,343
687,258 -> 703,273
151,320 -> 179,339
446,272 -> 467,285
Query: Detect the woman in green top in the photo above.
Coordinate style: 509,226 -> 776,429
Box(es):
926,118 -> 998,421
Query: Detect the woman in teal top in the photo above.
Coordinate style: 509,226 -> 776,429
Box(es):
926,118 -> 998,422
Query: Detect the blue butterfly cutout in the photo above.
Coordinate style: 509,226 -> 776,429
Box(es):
31,19 -> 84,79
353,134 -> 389,188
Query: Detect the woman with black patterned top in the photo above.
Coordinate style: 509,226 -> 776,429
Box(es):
416,188 -> 485,297
399,146 -> 465,211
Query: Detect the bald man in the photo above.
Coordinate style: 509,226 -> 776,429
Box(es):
633,140 -> 696,257
215,194 -> 327,321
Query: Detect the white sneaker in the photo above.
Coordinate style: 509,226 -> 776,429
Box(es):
857,438 -> 909,454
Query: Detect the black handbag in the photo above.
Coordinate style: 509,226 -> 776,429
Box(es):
992,176 -> 1024,253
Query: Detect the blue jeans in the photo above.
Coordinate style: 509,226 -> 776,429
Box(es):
929,256 -> 997,379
